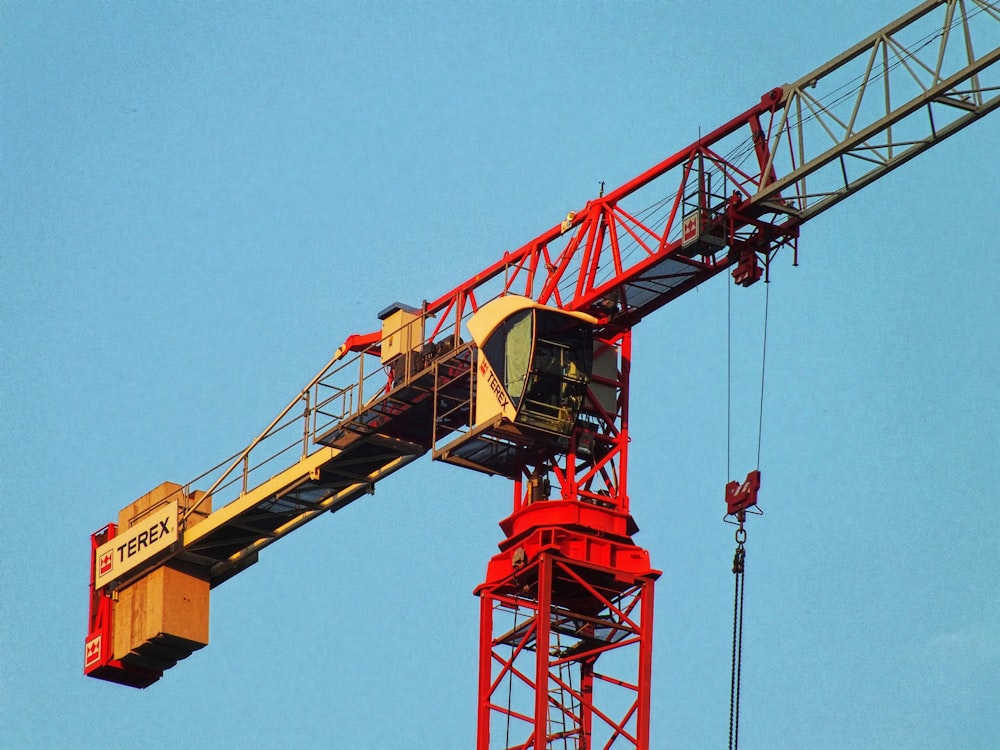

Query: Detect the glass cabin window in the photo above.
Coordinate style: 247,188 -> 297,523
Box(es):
518,311 -> 593,435
505,311 -> 532,402
481,309 -> 532,407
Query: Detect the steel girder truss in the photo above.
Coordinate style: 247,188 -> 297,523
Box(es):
476,552 -> 657,750
414,0 -> 1000,330
752,0 -> 1000,219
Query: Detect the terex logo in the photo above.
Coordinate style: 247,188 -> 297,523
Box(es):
94,500 -> 179,589
482,363 -> 510,411
113,516 -> 171,565
682,214 -> 698,244
98,550 -> 113,576
84,634 -> 103,670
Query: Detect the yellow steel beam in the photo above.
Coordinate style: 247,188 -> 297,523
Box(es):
182,445 -> 340,548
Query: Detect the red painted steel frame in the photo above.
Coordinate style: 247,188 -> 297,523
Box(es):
353,89 -> 792,355
84,524 -> 161,688
476,329 -> 661,748
476,536 -> 658,749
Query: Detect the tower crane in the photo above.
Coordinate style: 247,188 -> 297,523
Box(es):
84,2 -> 999,747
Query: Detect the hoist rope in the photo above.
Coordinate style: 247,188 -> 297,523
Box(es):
726,268 -> 771,475
756,279 -> 770,470
725,268 -> 770,750
726,278 -> 732,480
728,533 -> 747,750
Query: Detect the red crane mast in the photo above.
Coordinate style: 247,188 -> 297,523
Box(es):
85,3 -> 999,747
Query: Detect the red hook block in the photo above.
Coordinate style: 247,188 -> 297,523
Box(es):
726,469 -> 761,516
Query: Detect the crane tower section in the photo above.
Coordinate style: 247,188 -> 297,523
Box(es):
455,299 -> 656,748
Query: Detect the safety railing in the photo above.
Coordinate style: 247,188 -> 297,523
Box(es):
175,307 -> 473,528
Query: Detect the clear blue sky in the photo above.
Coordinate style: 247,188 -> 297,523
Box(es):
2,2 -> 997,748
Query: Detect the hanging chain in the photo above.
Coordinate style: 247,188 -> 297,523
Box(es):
728,517 -> 747,750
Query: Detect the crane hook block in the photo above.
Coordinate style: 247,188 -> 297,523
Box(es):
726,470 -> 761,516
732,249 -> 763,287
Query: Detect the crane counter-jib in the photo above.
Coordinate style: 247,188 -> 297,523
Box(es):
84,4 -> 999,746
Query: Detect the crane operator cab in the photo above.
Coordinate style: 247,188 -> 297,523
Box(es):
470,295 -> 595,437
435,295 -> 600,477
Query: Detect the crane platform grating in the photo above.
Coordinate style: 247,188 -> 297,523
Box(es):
174,345 -> 475,587
179,435 -> 425,586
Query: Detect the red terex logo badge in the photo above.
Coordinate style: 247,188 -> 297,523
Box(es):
98,551 -> 113,577
682,213 -> 699,245
85,634 -> 102,670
